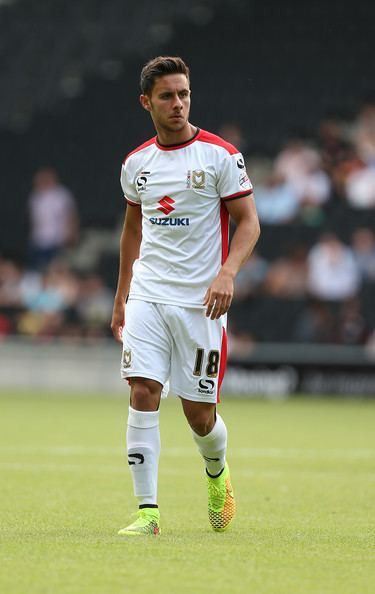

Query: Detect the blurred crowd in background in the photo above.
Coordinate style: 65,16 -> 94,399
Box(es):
1,98 -> 375,348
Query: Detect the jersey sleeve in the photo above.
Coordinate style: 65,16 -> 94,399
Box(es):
120,161 -> 141,206
217,152 -> 253,201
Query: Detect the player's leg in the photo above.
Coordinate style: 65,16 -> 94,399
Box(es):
127,379 -> 161,511
118,378 -> 162,535
180,398 -> 234,531
169,306 -> 235,531
118,300 -> 171,536
180,399 -> 226,477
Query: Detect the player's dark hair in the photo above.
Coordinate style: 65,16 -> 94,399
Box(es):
140,56 -> 190,96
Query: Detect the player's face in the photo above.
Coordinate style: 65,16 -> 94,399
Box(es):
140,74 -> 191,135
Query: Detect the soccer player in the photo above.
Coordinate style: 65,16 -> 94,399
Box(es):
111,56 -> 260,535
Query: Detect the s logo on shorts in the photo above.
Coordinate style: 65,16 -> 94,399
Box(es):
122,349 -> 132,368
197,378 -> 215,395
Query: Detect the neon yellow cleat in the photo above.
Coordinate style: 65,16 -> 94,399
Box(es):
118,508 -> 160,536
206,462 -> 236,532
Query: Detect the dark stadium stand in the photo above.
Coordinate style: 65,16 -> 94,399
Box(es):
0,0 -> 374,346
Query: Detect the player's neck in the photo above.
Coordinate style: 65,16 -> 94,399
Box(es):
156,123 -> 197,146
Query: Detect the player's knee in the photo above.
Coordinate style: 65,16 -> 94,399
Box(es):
188,411 -> 215,436
130,379 -> 161,411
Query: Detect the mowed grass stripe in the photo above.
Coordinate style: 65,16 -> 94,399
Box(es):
0,391 -> 374,594
1,445 -> 375,459
1,461 -> 374,482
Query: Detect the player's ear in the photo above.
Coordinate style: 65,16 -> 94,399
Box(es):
140,94 -> 151,112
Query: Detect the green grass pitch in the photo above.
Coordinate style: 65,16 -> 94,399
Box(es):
0,390 -> 374,594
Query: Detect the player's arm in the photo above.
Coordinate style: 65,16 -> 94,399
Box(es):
111,204 -> 142,342
204,195 -> 260,320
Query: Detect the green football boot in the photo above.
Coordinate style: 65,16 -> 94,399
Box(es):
118,508 -> 160,536
206,462 -> 236,532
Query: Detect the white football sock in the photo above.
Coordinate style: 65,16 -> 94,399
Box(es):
126,406 -> 160,507
192,413 -> 227,477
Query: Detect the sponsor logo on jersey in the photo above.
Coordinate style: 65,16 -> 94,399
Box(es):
157,196 -> 175,215
186,170 -> 206,189
136,171 -> 151,192
197,378 -> 215,395
150,217 -> 190,226
239,172 -> 250,188
122,349 -> 132,368
237,157 -> 245,169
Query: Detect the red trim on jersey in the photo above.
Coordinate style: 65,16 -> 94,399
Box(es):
123,137 -> 156,163
217,327 -> 228,403
220,201 -> 229,264
197,130 -> 239,155
123,128 -> 240,158
126,197 -> 141,206
222,189 -> 253,202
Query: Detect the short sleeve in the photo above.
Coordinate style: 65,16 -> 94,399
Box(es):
120,162 -> 141,206
217,152 -> 253,201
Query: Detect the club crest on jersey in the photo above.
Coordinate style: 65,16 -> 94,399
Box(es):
122,349 -> 132,369
186,170 -> 206,189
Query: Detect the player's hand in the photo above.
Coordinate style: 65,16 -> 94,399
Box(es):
111,299 -> 125,343
203,270 -> 234,320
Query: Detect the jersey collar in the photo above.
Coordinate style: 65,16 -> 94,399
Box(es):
155,127 -> 201,151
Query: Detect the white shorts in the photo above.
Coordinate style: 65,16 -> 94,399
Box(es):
121,299 -> 228,403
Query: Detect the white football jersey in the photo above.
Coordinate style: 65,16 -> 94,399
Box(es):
120,128 -> 253,308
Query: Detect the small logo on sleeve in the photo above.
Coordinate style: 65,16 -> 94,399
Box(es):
136,171 -> 151,192
239,172 -> 251,189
